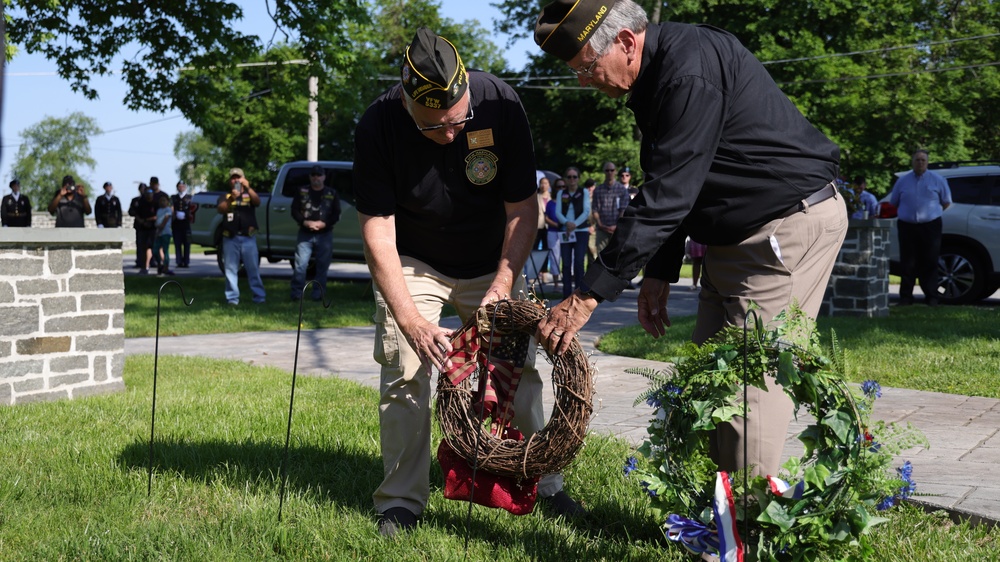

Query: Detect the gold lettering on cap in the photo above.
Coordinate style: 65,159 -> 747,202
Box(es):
577,5 -> 609,43
424,97 -> 442,109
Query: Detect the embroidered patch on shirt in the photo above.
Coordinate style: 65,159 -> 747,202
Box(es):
466,129 -> 495,149
465,149 -> 499,186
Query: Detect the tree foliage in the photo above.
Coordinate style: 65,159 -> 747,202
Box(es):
173,131 -> 227,193
10,112 -> 100,203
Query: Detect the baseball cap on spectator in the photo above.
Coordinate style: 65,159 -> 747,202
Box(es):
62,175 -> 75,186
310,165 -> 325,176
229,168 -> 245,178
401,27 -> 469,110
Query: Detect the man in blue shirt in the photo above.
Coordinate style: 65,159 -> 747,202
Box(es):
849,176 -> 879,220
888,150 -> 952,306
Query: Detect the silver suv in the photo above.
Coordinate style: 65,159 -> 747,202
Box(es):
884,163 -> 1000,304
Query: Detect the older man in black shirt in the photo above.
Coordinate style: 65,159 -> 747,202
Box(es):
534,0 -> 848,479
354,27 -> 583,537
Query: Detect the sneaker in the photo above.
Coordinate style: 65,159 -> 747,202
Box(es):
162,269 -> 176,276
378,507 -> 418,538
539,490 -> 587,519
227,301 -> 239,306
139,269 -> 149,275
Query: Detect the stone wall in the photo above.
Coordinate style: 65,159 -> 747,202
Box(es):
821,219 -> 892,317
0,228 -> 128,405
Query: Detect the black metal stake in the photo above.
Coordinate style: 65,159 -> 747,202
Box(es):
741,309 -> 761,556
278,280 -> 332,522
148,280 -> 194,496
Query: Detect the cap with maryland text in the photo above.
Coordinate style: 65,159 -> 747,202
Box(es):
534,0 -> 618,62
401,27 -> 469,110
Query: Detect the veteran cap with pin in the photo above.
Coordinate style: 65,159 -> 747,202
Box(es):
401,27 -> 469,110
534,0 -> 618,62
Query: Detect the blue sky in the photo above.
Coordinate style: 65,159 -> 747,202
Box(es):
0,1 -> 536,199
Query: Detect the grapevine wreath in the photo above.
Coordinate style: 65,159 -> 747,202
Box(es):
626,308 -> 927,561
436,299 -> 595,481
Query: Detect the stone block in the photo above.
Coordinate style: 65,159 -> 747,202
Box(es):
835,277 -> 870,297
45,314 -> 110,333
50,355 -> 90,372
112,312 -> 124,329
48,249 -> 73,275
82,293 -> 125,311
75,252 -> 122,272
109,352 -> 124,381
42,295 -> 78,316
13,378 -> 44,393
94,355 -> 108,382
16,336 -> 71,355
0,383 -> 10,405
831,263 -> 857,276
50,372 -> 90,389
0,307 -> 40,337
0,257 -> 44,277
14,389 -> 70,405
0,359 -> 44,379
16,278 -> 60,296
72,379 -> 125,399
69,272 -> 123,293
0,341 -> 10,358
0,281 -> 14,304
76,333 -> 125,352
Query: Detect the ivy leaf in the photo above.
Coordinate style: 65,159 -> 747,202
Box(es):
759,501 -> 796,532
713,404 -> 745,423
691,400 -> 716,431
776,351 -> 800,387
822,410 -> 854,444
804,464 -> 832,491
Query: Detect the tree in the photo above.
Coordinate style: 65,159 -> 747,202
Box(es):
173,131 -> 227,193
10,112 -> 100,202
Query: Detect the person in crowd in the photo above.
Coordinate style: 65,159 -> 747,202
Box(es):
172,181 -> 193,267
153,192 -> 175,276
216,168 -> 266,305
584,177 -> 599,266
94,182 -> 123,228
352,27 -> 584,538
554,167 -> 591,297
1,179 -> 31,227
134,185 -> 159,274
849,175 -> 879,220
591,161 -> 631,257
536,176 -> 554,280
128,184 -> 146,268
545,178 -> 565,282
619,166 -> 637,199
534,0 -> 847,480
290,165 -> 341,301
686,237 -> 707,291
48,175 -> 92,227
888,150 -> 952,306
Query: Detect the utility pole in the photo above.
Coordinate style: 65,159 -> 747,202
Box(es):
307,75 -> 318,162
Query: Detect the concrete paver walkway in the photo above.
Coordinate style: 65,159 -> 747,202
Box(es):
125,277 -> 1000,526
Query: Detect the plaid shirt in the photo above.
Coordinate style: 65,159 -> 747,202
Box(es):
591,181 -> 630,227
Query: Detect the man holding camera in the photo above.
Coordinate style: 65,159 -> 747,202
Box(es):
216,167 -> 266,305
48,175 -> 92,227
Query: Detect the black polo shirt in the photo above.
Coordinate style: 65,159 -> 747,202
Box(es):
585,22 -> 840,300
353,71 -> 537,279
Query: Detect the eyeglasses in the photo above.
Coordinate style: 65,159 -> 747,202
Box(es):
569,56 -> 600,78
554,183 -> 566,188
565,174 -> 579,179
414,105 -> 475,132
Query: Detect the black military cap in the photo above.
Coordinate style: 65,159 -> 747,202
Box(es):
534,0 -> 618,62
401,27 -> 469,110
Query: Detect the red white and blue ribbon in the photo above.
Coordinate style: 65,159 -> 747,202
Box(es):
713,471 -> 744,562
766,475 -> 805,499
664,513 -> 720,555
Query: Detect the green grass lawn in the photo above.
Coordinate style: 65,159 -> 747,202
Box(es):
1,356 -> 997,561
598,304 -> 1000,399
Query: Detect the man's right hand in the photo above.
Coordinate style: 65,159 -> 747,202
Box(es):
399,314 -> 454,373
637,277 -> 671,338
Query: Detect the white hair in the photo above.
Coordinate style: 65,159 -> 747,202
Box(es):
589,0 -> 649,56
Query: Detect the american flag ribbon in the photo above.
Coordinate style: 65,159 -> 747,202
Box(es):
766,475 -> 805,499
713,471 -> 745,562
443,314 -> 530,430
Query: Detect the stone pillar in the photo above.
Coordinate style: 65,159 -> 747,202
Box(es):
821,218 -> 892,317
0,228 -> 128,405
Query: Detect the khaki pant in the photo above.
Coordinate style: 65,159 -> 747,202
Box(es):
695,194 -> 847,477
372,256 -> 563,516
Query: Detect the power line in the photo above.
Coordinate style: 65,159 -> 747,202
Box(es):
761,32 -> 1000,66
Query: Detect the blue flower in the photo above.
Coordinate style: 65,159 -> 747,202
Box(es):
646,395 -> 662,408
876,497 -> 896,511
664,383 -> 682,396
877,460 -> 916,510
641,480 -> 658,498
624,456 -> 638,476
861,380 -> 882,399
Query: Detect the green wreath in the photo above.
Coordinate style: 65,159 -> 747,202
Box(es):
625,307 -> 928,561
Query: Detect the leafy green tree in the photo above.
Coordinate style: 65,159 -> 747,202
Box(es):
10,112 -> 100,202
173,131 -> 228,193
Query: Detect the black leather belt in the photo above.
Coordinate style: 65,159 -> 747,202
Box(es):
779,181 -> 838,218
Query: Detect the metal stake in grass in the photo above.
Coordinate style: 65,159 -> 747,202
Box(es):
740,309 -> 761,557
278,280 -> 332,522
147,280 -> 194,496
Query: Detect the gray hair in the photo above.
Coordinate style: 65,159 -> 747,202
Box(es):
589,0 -> 649,57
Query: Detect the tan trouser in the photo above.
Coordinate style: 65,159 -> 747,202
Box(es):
372,256 -> 562,516
694,194 -> 847,477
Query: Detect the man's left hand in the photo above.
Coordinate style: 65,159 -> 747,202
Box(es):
479,281 -> 511,307
537,292 -> 600,355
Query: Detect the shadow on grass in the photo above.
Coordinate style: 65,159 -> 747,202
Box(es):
117,437 -> 382,512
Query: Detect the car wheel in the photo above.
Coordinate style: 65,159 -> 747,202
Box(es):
936,244 -> 988,304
